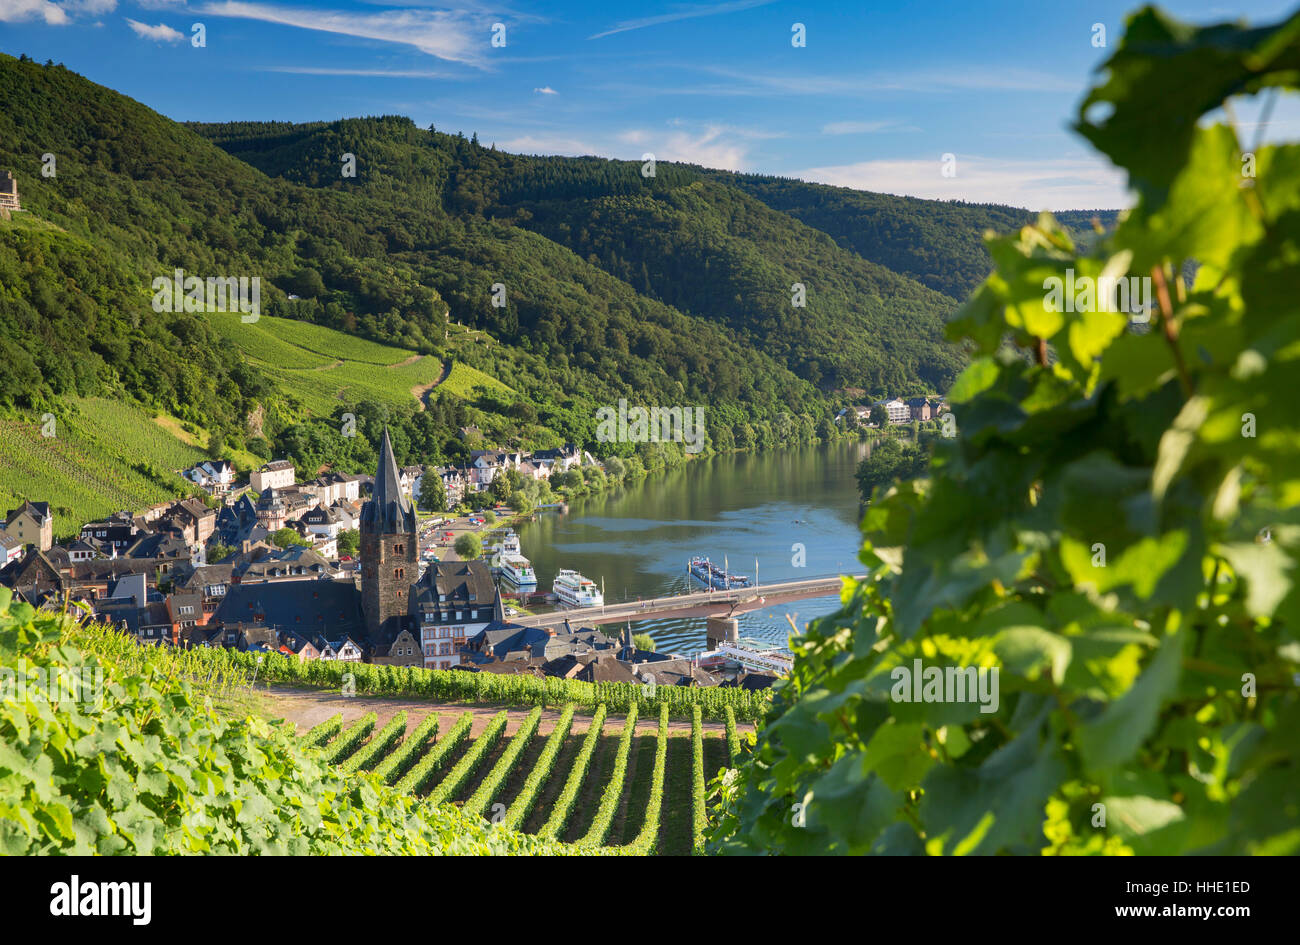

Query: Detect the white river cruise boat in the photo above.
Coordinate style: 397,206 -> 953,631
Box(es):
501,555 -> 537,586
552,569 -> 604,607
712,638 -> 793,677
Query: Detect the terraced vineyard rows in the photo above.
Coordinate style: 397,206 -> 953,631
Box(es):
207,311 -> 445,416
0,397 -> 206,532
304,704 -> 737,855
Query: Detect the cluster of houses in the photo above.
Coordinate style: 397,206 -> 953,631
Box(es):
840,396 -> 949,426
0,435 -> 760,690
429,440 -> 592,509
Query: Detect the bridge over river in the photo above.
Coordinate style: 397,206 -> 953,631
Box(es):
510,574 -> 864,630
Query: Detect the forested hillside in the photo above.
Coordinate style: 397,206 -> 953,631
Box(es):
698,173 -> 1119,301
2,50 -> 1114,508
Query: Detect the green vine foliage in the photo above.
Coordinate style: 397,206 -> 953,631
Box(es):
712,6 -> 1300,856
0,592 -> 586,855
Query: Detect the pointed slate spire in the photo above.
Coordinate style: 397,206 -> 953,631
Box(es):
492,587 -> 506,624
362,426 -> 416,533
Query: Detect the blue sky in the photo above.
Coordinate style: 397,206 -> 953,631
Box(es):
2,0 -> 1296,209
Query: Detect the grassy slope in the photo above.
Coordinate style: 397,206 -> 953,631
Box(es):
0,309 -> 511,532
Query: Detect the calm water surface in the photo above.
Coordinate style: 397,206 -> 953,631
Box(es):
514,441 -> 870,656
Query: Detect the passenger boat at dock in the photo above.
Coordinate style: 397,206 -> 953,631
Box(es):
500,555 -> 537,587
687,556 -> 752,590
697,638 -> 792,676
552,569 -> 604,607
488,531 -> 537,586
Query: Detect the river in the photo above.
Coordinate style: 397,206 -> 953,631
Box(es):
513,439 -> 870,656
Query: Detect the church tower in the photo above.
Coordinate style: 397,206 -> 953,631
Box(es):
361,427 -> 418,646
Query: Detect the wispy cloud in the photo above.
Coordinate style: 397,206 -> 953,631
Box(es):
821,120 -> 919,135
617,123 -> 757,170
590,0 -> 774,40
693,64 -> 1081,96
261,65 -> 459,79
533,85 -> 557,95
792,155 -> 1128,212
125,17 -> 183,41
197,1 -> 492,66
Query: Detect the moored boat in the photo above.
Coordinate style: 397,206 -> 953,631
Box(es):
553,569 -> 603,607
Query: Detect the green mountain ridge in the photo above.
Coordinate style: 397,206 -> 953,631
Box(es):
2,53 -> 1117,496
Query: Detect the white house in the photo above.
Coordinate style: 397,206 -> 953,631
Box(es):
0,531 -> 23,568
873,398 -> 911,424
318,637 -> 363,662
250,460 -> 295,493
185,460 -> 236,496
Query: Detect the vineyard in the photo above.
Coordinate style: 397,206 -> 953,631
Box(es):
0,396 -> 207,535
176,640 -> 771,722
300,699 -> 738,855
439,361 -> 516,401
206,312 -> 447,416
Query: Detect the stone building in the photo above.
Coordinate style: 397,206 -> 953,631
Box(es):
0,170 -> 19,212
360,428 -> 418,648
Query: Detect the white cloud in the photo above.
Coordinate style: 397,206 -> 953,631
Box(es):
533,86 -> 557,95
619,124 -> 751,170
125,17 -> 183,41
497,123 -> 765,172
0,0 -> 69,24
590,0 -> 774,40
495,133 -> 602,156
198,1 -> 490,66
791,155 -> 1129,212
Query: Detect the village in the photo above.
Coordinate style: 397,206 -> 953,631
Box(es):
0,431 -> 776,694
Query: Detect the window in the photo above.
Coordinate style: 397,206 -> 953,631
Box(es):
395,544 -> 404,555
394,568 -> 405,580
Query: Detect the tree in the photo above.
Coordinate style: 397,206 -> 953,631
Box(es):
454,532 -> 482,560
855,437 -> 929,500
271,527 -> 310,549
507,492 -> 533,514
633,633 -> 656,653
206,541 -> 236,563
869,403 -> 889,427
337,529 -> 360,558
419,475 -> 448,513
603,455 -> 627,480
489,474 -> 513,503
